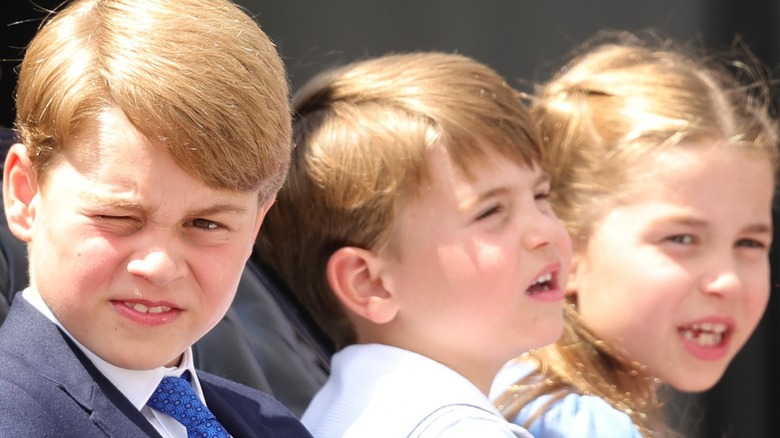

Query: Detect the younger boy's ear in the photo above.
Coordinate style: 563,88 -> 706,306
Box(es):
3,143 -> 38,242
326,247 -> 398,325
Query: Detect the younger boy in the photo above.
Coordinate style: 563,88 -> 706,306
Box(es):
257,52 -> 572,437
0,0 -> 311,436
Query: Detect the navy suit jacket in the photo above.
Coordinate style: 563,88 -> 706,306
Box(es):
0,295 -> 313,437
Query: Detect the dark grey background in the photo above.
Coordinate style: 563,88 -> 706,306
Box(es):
2,1 -> 779,436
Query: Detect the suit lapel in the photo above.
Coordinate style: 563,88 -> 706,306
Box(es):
202,378 -> 264,438
4,296 -> 162,438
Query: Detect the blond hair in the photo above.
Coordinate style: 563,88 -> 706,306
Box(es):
15,0 -> 291,197
495,35 -> 779,437
257,52 -> 541,349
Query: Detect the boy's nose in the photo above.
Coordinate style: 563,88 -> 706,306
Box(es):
127,249 -> 188,286
521,211 -> 563,251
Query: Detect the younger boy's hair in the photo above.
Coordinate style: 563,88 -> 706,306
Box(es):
15,0 -> 291,199
257,52 -> 541,349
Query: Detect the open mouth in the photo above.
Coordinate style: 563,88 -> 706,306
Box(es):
679,322 -> 728,347
527,272 -> 554,294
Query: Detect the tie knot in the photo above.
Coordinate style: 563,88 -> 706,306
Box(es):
147,374 -> 229,438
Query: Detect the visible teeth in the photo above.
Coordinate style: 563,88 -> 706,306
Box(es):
147,306 -> 169,314
681,322 -> 727,346
533,273 -> 552,285
690,322 -> 727,333
126,302 -> 171,314
683,330 -> 722,346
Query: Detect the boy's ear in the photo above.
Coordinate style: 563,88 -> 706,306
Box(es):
251,194 -> 276,239
326,246 -> 398,325
3,143 -> 38,242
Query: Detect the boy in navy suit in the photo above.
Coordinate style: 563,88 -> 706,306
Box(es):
0,0 -> 311,436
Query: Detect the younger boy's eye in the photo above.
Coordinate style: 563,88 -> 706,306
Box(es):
475,205 -> 503,221
534,190 -> 551,201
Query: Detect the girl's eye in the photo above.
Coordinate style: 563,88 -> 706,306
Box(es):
736,238 -> 767,249
667,234 -> 694,245
192,218 -> 220,230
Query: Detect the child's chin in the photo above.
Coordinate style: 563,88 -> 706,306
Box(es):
520,321 -> 565,353
666,367 -> 726,393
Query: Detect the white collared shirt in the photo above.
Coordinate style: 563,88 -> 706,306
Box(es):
302,343 -> 532,438
22,288 -> 211,438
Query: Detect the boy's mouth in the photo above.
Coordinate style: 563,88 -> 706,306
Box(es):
526,272 -> 554,294
122,301 -> 173,314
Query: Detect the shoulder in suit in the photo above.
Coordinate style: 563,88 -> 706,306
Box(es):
200,371 -> 313,437
0,296 -> 312,438
0,296 -> 159,437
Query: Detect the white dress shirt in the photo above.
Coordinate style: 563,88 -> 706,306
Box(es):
302,343 -> 532,438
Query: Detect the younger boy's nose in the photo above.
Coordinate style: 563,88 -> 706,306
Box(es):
127,249 -> 188,286
521,212 -> 563,251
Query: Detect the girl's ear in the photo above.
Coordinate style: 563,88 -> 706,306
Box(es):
565,252 -> 583,296
3,143 -> 38,242
326,246 -> 399,325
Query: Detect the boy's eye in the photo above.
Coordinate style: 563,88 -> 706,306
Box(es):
191,218 -> 220,230
667,234 -> 694,245
92,215 -> 142,235
95,215 -> 138,224
475,205 -> 503,221
534,190 -> 551,201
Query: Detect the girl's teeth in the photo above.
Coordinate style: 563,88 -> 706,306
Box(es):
691,322 -> 727,333
683,330 -> 722,346
681,322 -> 727,346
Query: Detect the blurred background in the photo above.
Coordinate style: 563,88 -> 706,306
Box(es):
2,0 -> 779,436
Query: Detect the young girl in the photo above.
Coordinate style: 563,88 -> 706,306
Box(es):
492,36 -> 778,437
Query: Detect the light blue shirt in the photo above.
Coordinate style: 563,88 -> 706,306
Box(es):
491,360 -> 642,438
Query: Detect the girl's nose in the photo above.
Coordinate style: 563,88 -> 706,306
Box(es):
699,258 -> 743,298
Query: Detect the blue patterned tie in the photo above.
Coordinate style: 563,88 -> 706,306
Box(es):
146,372 -> 229,438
